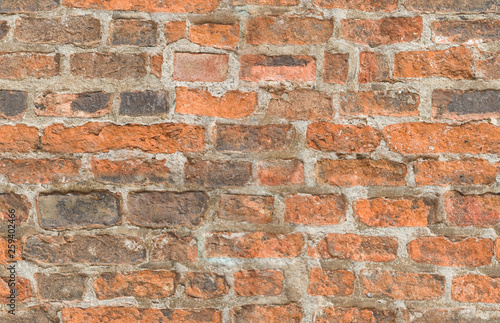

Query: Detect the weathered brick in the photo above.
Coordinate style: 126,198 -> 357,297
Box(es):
173,53 -> 228,82
91,158 -> 171,184
234,270 -> 284,296
414,159 -> 497,186
23,234 -> 146,265
190,23 -> 239,49
476,51 -> 500,80
313,0 -> 397,11
408,236 -> 494,267
404,309 -> 500,323
308,233 -> 398,262
0,52 -> 60,79
36,273 -> 86,301
307,123 -> 381,153
257,159 -> 304,186
432,89 -> 500,120
0,238 -> 22,264
358,52 -> 390,83
63,0 -> 221,12
315,307 -> 396,323
445,191 -> 500,227
267,89 -> 333,121
0,21 -> 8,41
215,124 -> 295,152
406,0 -> 497,13
15,16 -> 100,46
34,92 -> 112,117
340,90 -> 420,117
323,52 -> 349,84
285,194 -> 346,225
452,275 -> 500,303
42,122 -> 205,153
240,55 -> 316,82
394,47 -> 473,79
0,0 -> 58,12
165,21 -> 187,43
219,194 -> 274,223
432,20 -> 500,44
231,304 -> 302,323
0,277 -> 31,303
316,159 -> 407,186
150,54 -> 163,77
175,87 -> 257,119
342,17 -> 422,46
94,270 -> 177,299
361,270 -> 445,300
119,91 -> 168,116
384,122 -> 500,154
185,272 -> 229,298
355,197 -> 434,227
0,307 -> 53,323
233,0 -> 299,4
38,192 -> 119,229
206,232 -> 304,258
62,307 -> 222,323
307,268 -> 354,296
0,90 -> 27,120
185,160 -> 252,187
0,194 -> 29,227
127,191 -> 208,228
0,159 -> 81,184
150,233 -> 198,263
246,16 -> 333,45
109,19 -> 156,46
70,52 -> 146,79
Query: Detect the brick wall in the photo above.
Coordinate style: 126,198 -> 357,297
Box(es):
0,0 -> 499,321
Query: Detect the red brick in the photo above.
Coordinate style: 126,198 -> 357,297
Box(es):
340,90 -> 420,117
246,17 -> 333,45
206,232 -> 304,258
362,270 -> 445,300
0,193 -> 29,227
257,159 -> 304,186
313,0 -> 397,11
316,159 -> 407,186
215,124 -> 295,152
36,273 -> 87,301
432,90 -> 500,120
355,197 -> 434,227
284,194 -> 346,225
323,52 -> 349,84
62,307 -> 222,323
307,123 -> 381,153
109,19 -> 156,46
0,52 -> 59,79
315,307 -> 396,323
42,122 -> 205,153
445,191 -> 500,227
0,159 -> 81,184
185,272 -> 229,298
234,270 -> 284,296
476,51 -> 500,80
173,53 -> 228,82
394,47 -> 473,79
231,304 -> 302,322
190,23 -> 239,49
91,158 -> 171,184
0,277 -> 31,303
406,0 -> 497,13
0,238 -> 22,265
233,0 -> 299,4
63,0 -> 221,12
175,87 -> 257,119
150,54 -> 163,77
240,55 -> 316,82
404,308 -> 500,323
308,233 -> 398,262
0,0 -> 58,12
185,160 -> 252,187
432,20 -> 500,44
165,21 -> 187,43
342,17 -> 422,46
0,90 -> 27,120
358,52 -> 390,83
150,233 -> 198,263
0,125 -> 38,152
497,239 -> 500,263
267,89 -> 333,121
70,53 -> 146,79
34,92 -> 112,117
384,122 -> 500,154
407,236 -> 494,267
219,194 -> 274,223
414,159 -> 497,186
15,16 -> 100,46
95,270 -> 177,299
452,274 -> 500,303
307,268 -> 354,296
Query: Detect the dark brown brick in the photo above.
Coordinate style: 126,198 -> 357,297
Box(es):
0,193 -> 29,228
0,90 -> 27,120
340,91 -> 420,117
185,160 -> 252,187
0,307 -> 53,323
34,92 -> 112,117
232,304 -> 302,323
432,20 -> 500,44
0,0 -> 58,13
36,273 -> 87,301
185,272 -> 229,298
406,0 -> 497,13
70,53 -> 147,79
0,21 -> 8,41
215,124 -> 295,152
432,90 -> 500,120
119,91 -> 168,116
109,19 -> 157,46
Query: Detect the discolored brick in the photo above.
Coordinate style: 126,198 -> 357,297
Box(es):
185,160 -> 252,187
452,274 -> 500,303
63,0 -> 221,12
0,159 -> 81,184
313,0 -> 397,11
34,92 -> 112,117
70,52 -> 146,79
323,52 -> 349,84
285,194 -> 346,225
406,0 -> 497,13
476,51 -> 500,80
215,124 -> 295,152
240,55 -> 316,82
307,123 -> 381,153
267,89 -> 333,121
432,20 -> 500,44
173,53 -> 228,82
219,194 -> 274,223
340,90 -> 420,117
119,91 -> 168,116
0,53 -> 60,79
315,307 -> 396,323
0,90 -> 27,120
432,89 -> 500,120
231,304 -> 302,323
0,277 -> 31,303
257,159 -> 304,186
234,270 -> 284,296
91,158 -> 171,184
150,233 -> 198,263
36,273 -> 87,301
233,0 -> 299,4
109,19 -> 157,46
190,23 -> 239,49
358,52 -> 390,83
445,191 -> 500,227
185,272 -> 229,298
307,268 -> 354,296
150,54 -> 163,77
0,193 -> 29,227
414,159 -> 497,186
0,0 -> 58,13
0,21 -> 8,41
0,307 -> 53,323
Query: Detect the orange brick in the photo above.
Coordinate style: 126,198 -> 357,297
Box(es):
62,0 -> 220,12
150,233 -> 198,263
284,194 -> 346,225
0,159 -> 81,184
0,125 -> 39,152
445,191 -> 500,227
267,89 -> 333,121
150,54 -> 162,78
0,277 -> 31,303
234,270 -> 284,296
219,194 -> 274,224
240,55 -> 316,82
233,0 -> 299,5
358,52 -> 390,83
307,268 -> 354,296
315,307 -> 396,323
231,304 -> 302,322
165,21 -> 187,43
452,274 -> 500,303
476,51 -> 500,80
257,159 -> 304,186
307,123 -> 381,153
91,158 -> 171,184
190,23 -> 239,49
323,52 -> 349,84
0,52 -> 59,79
173,53 -> 228,82
313,0 -> 397,11
415,159 -> 497,186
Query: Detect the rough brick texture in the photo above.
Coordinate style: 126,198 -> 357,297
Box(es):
1,0 -> 499,321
